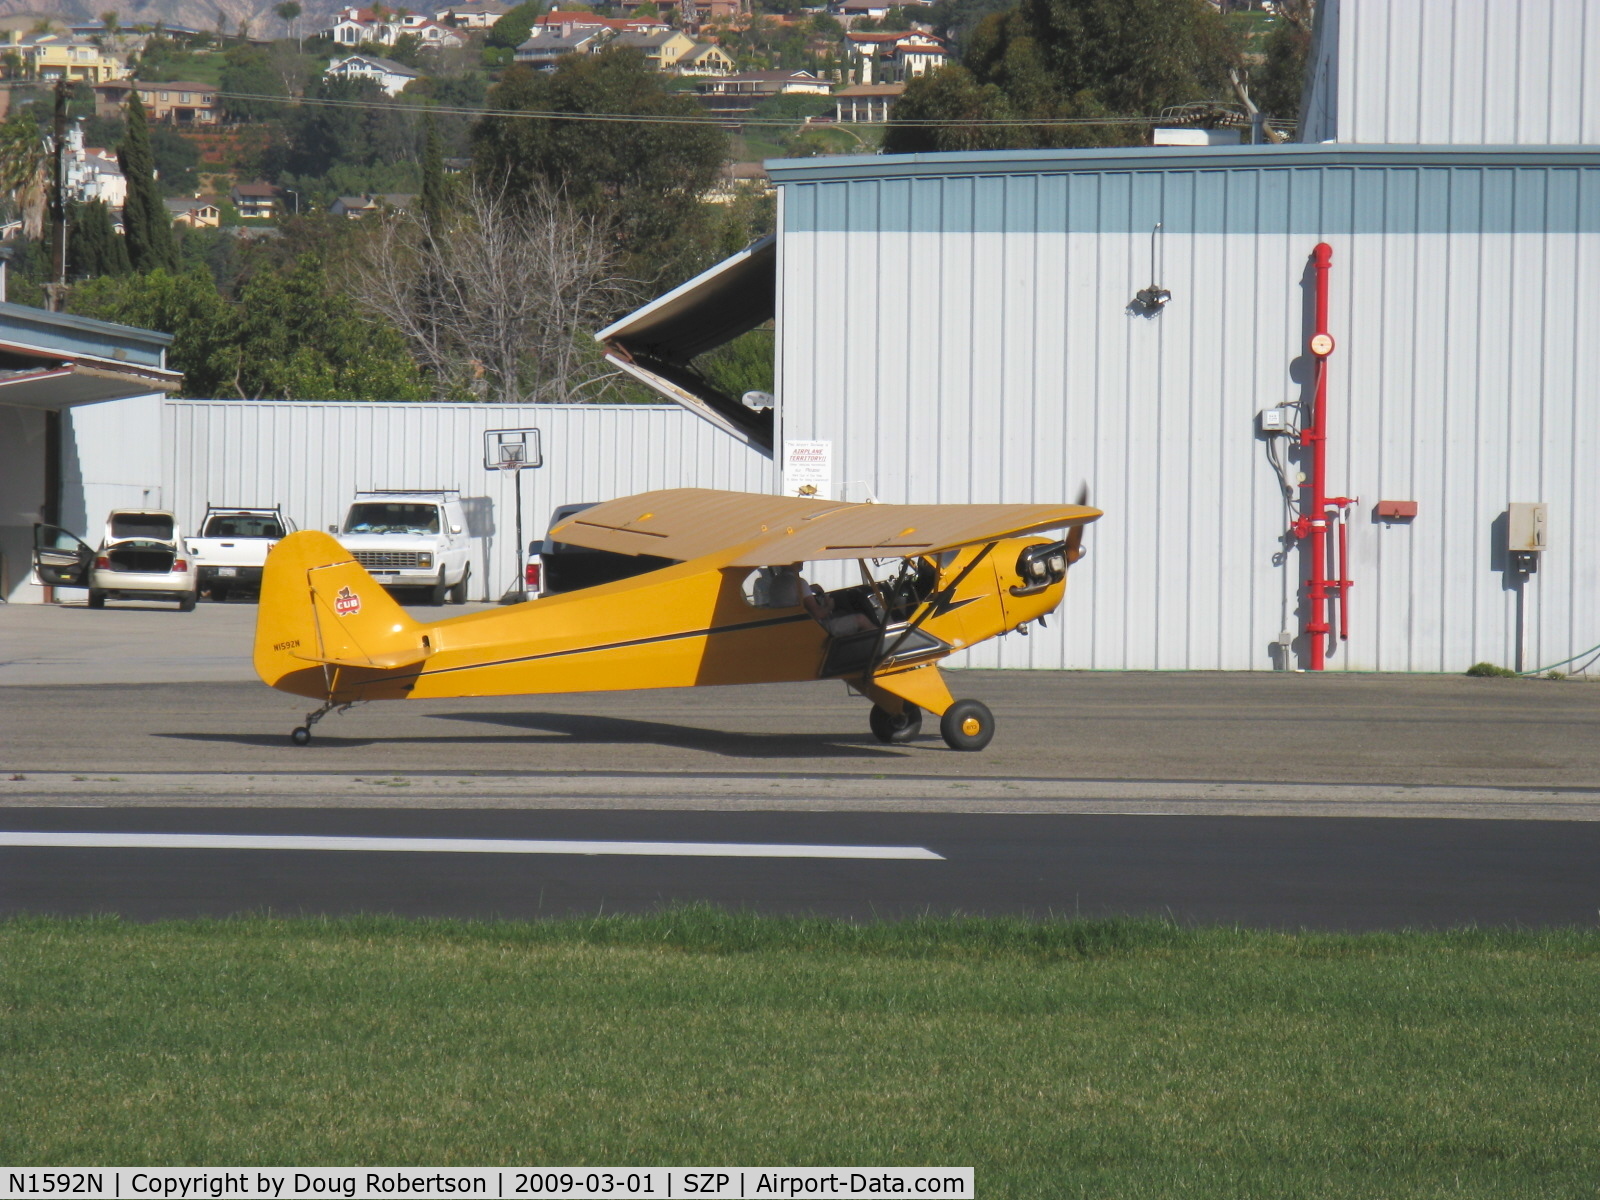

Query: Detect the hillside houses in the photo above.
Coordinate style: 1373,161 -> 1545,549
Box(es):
698,69 -> 830,116
3,31 -> 128,82
93,79 -> 221,125
325,54 -> 423,96
433,2 -> 509,29
516,17 -> 733,75
324,7 -> 468,49
844,30 -> 946,84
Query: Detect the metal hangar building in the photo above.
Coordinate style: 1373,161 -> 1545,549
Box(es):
609,0 -> 1600,674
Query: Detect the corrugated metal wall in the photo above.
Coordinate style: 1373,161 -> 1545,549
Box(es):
63,400 -> 771,603
772,148 -> 1600,672
1301,0 -> 1600,145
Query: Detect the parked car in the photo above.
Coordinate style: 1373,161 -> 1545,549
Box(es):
31,510 -> 199,610
525,502 -> 677,598
186,505 -> 295,601
334,490 -> 471,605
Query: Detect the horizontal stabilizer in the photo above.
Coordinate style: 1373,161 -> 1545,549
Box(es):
290,646 -> 434,672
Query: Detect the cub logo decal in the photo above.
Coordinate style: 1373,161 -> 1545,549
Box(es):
334,585 -> 361,616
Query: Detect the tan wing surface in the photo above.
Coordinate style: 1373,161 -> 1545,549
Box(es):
550,488 -> 1101,565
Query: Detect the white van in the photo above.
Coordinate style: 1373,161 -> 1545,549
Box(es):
334,490 -> 472,605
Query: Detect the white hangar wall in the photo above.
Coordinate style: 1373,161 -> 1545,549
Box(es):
768,145 -> 1600,673
1300,0 -> 1600,146
62,399 -> 773,602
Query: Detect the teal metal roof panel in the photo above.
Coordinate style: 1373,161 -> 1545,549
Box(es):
774,150 -> 1600,236
0,301 -> 173,369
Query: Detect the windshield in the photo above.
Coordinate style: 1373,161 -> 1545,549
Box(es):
110,512 -> 174,540
203,514 -> 285,538
343,503 -> 441,535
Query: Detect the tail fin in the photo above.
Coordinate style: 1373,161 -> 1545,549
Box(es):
254,530 -> 432,695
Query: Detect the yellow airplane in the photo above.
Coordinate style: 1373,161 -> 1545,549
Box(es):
254,488 -> 1100,750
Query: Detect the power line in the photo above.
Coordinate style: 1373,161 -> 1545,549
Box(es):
217,89 -> 1296,132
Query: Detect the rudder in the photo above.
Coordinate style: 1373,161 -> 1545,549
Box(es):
254,531 -> 428,694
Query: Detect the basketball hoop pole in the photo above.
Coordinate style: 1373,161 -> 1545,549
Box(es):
485,428 -> 541,603
514,463 -> 525,601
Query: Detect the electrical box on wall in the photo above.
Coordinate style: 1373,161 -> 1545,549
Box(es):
1257,407 -> 1291,434
1508,503 -> 1549,552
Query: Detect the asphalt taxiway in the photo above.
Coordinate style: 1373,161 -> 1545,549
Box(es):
2,600 -> 1596,925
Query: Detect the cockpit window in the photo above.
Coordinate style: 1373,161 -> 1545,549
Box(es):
343,503 -> 441,535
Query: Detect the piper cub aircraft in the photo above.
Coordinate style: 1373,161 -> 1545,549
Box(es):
254,488 -> 1100,750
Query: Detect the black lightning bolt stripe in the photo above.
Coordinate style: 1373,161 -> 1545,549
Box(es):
401,611 -> 818,683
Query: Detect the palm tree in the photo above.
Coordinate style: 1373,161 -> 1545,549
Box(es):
275,1 -> 303,49
0,110 -> 51,241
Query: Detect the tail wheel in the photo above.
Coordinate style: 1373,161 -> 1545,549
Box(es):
290,726 -> 312,746
869,702 -> 922,744
940,699 -> 995,751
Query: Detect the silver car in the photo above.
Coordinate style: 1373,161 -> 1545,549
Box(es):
32,510 -> 200,611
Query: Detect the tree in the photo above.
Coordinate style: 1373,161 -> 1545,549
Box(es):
275,0 -> 303,49
66,200 -> 131,280
219,44 -> 289,121
420,116 -> 450,236
0,107 -> 50,240
232,256 -> 427,400
485,0 -> 544,49
387,32 -> 423,68
1252,0 -> 1313,120
887,0 -> 1240,151
68,259 -> 427,400
348,181 -> 633,403
149,126 -> 201,196
117,91 -> 180,273
471,52 -> 728,289
68,268 -> 235,394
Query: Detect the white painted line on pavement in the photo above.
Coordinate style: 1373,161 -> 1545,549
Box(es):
0,831 -> 945,860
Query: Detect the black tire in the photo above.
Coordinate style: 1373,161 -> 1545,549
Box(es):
869,703 -> 922,744
448,565 -> 470,605
290,726 -> 312,746
210,584 -> 230,602
178,591 -> 197,612
86,589 -> 105,609
429,572 -> 449,606
940,699 -> 995,752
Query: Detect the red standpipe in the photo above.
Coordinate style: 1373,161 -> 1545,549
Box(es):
1292,242 -> 1353,669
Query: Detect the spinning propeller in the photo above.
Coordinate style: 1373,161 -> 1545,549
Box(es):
1065,483 -> 1091,565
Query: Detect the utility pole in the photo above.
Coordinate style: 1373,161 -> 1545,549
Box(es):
47,77 -> 68,312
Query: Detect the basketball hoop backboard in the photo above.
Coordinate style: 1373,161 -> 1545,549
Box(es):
484,428 -> 542,471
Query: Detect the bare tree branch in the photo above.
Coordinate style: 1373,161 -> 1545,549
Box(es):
345,181 -> 639,404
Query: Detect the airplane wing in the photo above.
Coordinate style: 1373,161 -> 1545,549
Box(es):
550,488 -> 1101,566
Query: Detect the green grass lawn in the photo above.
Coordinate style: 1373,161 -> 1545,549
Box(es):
3,910 -> 1597,1197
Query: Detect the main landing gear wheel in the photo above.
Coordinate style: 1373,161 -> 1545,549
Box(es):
940,699 -> 995,752
869,702 -> 923,744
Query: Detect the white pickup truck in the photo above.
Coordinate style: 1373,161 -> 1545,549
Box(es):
185,506 -> 295,601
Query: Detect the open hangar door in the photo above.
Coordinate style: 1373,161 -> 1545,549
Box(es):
0,303 -> 180,603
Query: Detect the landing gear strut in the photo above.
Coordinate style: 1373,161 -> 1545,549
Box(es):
290,698 -> 355,746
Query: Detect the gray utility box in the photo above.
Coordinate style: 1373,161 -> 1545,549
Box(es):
1507,503 -> 1549,553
